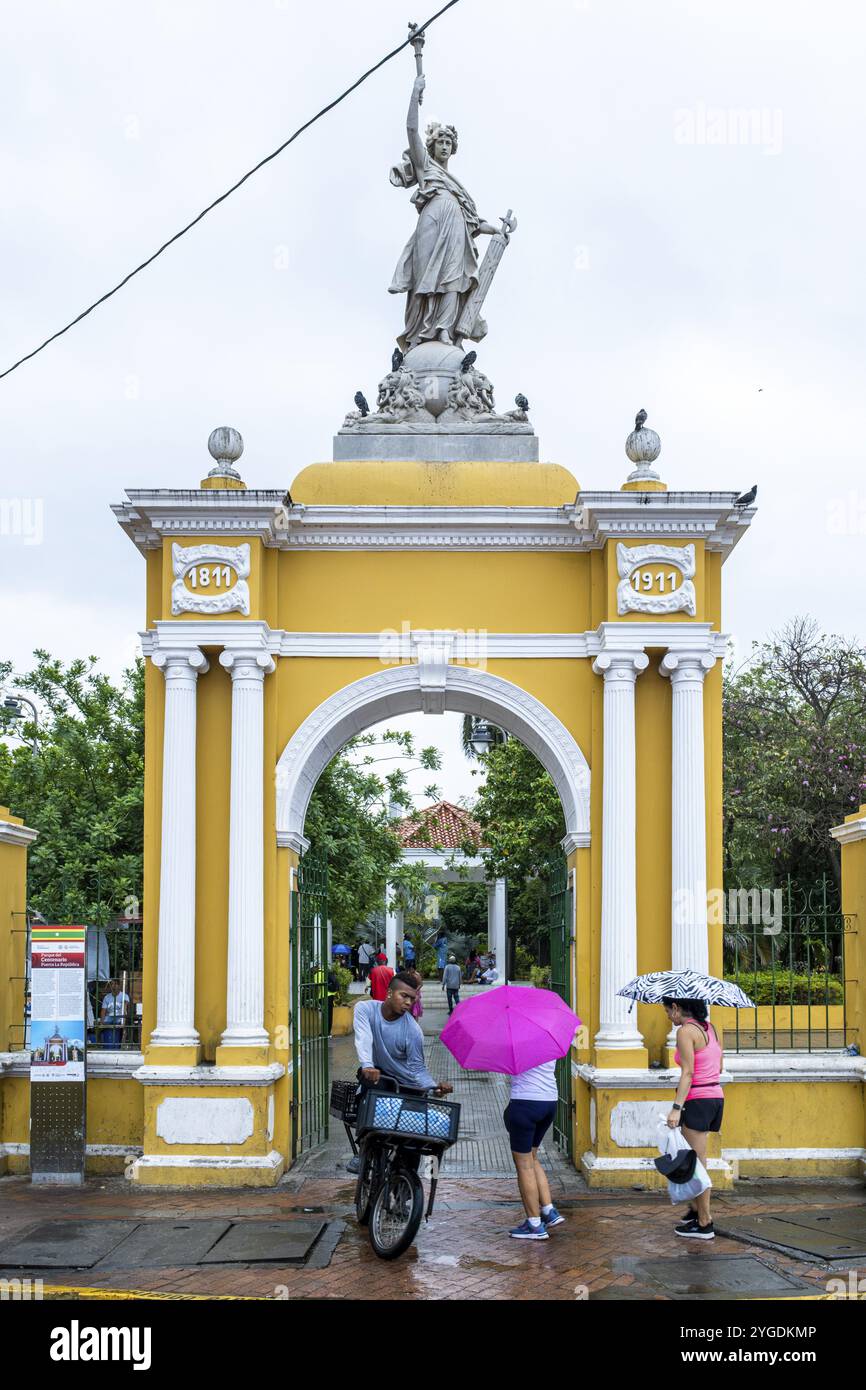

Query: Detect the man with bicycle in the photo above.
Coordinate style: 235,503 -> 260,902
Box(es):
346,972 -> 452,1172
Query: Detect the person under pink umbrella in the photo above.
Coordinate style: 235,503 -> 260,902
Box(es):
440,984 -> 581,1242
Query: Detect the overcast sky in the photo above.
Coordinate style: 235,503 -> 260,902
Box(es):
1,0 -> 864,802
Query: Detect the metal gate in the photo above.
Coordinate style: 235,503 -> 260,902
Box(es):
291,852 -> 329,1158
548,857 -> 574,1158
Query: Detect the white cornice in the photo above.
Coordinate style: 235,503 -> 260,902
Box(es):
137,623 -> 728,662
141,619 -> 281,658
0,820 -> 38,847
397,848 -> 487,882
113,488 -> 754,558
134,1062 -> 285,1087
577,491 -> 755,556
830,815 -> 866,845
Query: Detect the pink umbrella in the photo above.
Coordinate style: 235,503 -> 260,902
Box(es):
440,985 -> 581,1075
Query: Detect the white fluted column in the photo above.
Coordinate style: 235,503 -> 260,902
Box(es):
490,877 -> 507,985
219,650 -> 275,1049
661,652 -> 716,980
150,647 -> 209,1047
592,651 -> 649,1050
385,887 -> 398,970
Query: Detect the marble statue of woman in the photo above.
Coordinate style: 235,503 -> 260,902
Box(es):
389,74 -> 500,353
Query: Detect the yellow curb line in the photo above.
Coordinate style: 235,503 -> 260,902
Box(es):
41,1285 -> 273,1301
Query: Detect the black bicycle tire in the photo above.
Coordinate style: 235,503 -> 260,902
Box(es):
368,1164 -> 424,1260
355,1142 -> 378,1226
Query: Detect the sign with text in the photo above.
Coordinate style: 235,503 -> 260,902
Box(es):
29,926 -> 86,1184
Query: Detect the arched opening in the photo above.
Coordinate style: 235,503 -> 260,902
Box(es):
276,664 -> 590,852
277,664 -> 589,1171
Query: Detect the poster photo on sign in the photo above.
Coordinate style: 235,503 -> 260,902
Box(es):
30,1019 -> 86,1080
29,926 -> 86,1083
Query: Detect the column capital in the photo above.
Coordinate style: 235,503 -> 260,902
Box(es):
592,651 -> 649,681
219,649 -> 276,679
151,647 -> 209,677
660,651 -> 717,682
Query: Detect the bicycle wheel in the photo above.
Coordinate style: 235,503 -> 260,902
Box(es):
355,1142 -> 378,1227
369,1164 -> 424,1260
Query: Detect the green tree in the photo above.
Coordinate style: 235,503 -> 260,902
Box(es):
304,730 -> 442,936
470,737 -> 565,945
724,618 -> 866,891
439,881 -> 488,938
0,652 -> 144,924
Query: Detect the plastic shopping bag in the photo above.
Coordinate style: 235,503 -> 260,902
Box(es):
668,1158 -> 712,1205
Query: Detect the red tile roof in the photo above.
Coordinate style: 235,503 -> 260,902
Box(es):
395,800 -> 485,851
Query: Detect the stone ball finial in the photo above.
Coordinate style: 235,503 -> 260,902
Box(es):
208,426 -> 244,465
625,426 -> 661,464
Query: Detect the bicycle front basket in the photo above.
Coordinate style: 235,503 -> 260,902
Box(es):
356,1090 -> 460,1146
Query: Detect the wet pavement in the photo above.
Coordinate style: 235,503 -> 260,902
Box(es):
0,1010 -> 862,1300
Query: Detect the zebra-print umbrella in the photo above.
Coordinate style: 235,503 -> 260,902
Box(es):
617,969 -> 755,1009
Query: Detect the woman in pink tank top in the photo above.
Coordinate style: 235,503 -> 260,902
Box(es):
663,997 -> 724,1241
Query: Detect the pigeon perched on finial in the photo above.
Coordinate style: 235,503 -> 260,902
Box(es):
734,484 -> 757,507
461,351 -> 477,373
634,408 -> 647,430
354,391 -> 369,417
515,393 -> 529,412
391,348 -> 404,373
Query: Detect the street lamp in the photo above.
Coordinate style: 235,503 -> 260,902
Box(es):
1,693 -> 39,749
469,720 -> 495,756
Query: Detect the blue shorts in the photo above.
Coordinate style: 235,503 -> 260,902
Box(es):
503,1100 -> 557,1154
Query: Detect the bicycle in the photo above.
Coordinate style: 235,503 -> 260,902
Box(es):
330,1075 -> 460,1260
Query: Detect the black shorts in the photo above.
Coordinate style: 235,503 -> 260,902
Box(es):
503,1100 -> 557,1154
681,1098 -> 724,1133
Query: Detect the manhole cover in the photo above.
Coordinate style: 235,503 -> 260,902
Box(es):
717,1209 -> 866,1262
97,1220 -> 233,1269
200,1219 -> 326,1264
0,1220 -> 138,1269
613,1254 -> 815,1298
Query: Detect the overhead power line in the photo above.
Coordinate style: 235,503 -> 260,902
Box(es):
0,0 -> 462,382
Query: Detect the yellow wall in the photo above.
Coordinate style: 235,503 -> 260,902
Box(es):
0,808 -> 29,1055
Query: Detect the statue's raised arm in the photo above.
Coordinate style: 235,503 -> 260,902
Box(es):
387,37 -> 515,355
406,75 -> 427,183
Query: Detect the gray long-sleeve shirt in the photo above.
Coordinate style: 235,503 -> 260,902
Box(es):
353,999 -> 437,1091
442,963 -> 462,990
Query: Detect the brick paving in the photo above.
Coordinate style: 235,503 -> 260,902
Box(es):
0,1011 -> 862,1300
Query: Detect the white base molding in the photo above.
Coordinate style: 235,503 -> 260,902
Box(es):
131,1150 -> 285,1187
134,1063 -> 284,1087
723,1147 -> 866,1170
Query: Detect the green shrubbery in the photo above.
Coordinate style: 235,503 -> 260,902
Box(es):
530,964 -> 552,990
726,969 -> 844,1005
332,965 -> 354,1006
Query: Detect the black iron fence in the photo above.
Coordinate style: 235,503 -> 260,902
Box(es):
723,877 -> 856,1052
11,918 -> 143,1053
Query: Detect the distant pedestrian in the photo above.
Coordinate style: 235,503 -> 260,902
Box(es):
358,940 -> 374,982
369,954 -> 395,1001
465,948 -> 481,982
663,997 -> 724,1241
100,977 -> 129,1049
408,968 -> 424,1021
442,955 -> 462,1015
402,935 -> 416,968
350,943 -> 360,981
435,931 -> 448,980
504,1059 -> 563,1240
